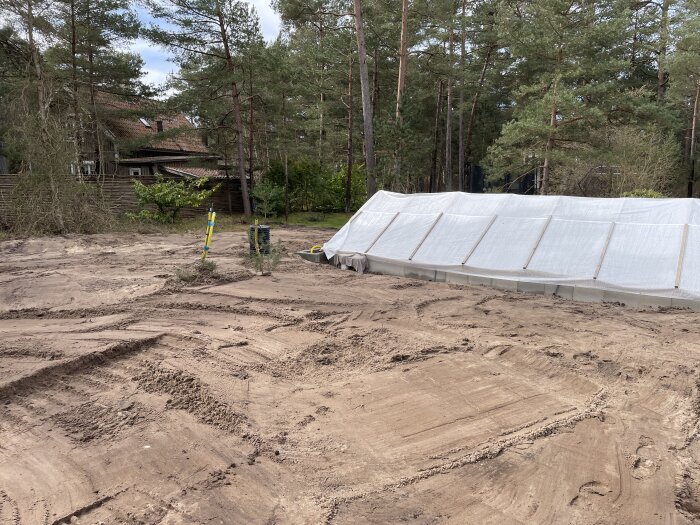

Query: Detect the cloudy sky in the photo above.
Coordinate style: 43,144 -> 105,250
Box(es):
135,0 -> 282,90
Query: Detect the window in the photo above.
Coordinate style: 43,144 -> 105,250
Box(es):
81,161 -> 94,176
129,167 -> 142,177
156,121 -> 163,133
139,118 -> 151,128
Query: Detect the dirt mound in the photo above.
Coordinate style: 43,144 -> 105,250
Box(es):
52,400 -> 152,443
134,361 -> 248,434
167,262 -> 252,289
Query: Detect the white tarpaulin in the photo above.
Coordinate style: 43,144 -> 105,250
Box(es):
323,191 -> 700,302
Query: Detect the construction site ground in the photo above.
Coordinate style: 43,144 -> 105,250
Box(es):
1,227 -> 699,524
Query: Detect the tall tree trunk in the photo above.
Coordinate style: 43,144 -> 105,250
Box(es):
392,0 -> 409,181
233,85 -> 251,216
631,8 -> 639,71
465,44 -> 494,191
216,1 -> 251,216
346,54 -> 354,213
444,28 -> 454,192
541,76 -> 559,195
318,15 -> 325,165
248,63 -> 255,192
26,0 -> 64,229
26,0 -> 48,130
688,80 -> 699,197
353,0 -> 376,196
282,91 -> 289,222
70,0 -> 81,177
657,0 -> 671,101
457,0 -> 466,192
395,0 -> 408,122
430,80 -> 445,193
372,48 -> 379,114
86,2 -> 103,179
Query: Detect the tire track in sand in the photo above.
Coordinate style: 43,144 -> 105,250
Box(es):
0,335 -> 163,401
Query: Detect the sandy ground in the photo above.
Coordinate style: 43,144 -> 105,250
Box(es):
1,227 -> 700,524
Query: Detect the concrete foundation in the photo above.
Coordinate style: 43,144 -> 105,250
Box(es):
363,258 -> 700,311
315,254 -> 699,310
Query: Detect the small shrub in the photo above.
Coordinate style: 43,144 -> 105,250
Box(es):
174,260 -> 218,284
199,259 -> 216,272
621,188 -> 664,198
175,266 -> 197,282
248,240 -> 285,275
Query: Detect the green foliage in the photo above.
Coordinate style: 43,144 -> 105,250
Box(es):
248,240 -> 285,275
604,126 -> 682,196
264,158 -> 325,211
315,167 -> 368,213
3,0 -> 699,214
264,160 -> 366,213
621,189 -> 665,198
252,179 -> 285,218
131,177 -> 220,223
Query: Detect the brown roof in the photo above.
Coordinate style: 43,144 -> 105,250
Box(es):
98,93 -> 208,154
161,165 -> 228,179
119,155 -> 219,164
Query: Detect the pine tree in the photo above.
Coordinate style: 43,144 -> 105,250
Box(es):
44,0 -> 143,175
145,0 -> 256,215
668,0 -> 700,195
487,0 -> 631,194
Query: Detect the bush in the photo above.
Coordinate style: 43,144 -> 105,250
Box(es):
5,114 -> 113,235
10,172 -> 113,235
263,159 -> 366,213
621,188 -> 664,198
316,166 -> 367,213
265,158 -> 323,211
605,127 -> 681,196
248,240 -> 285,275
131,177 -> 220,223
175,260 -> 217,283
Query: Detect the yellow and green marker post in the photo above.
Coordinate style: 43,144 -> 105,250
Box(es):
201,208 -> 216,261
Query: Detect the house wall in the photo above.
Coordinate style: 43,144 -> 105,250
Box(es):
0,174 -> 17,226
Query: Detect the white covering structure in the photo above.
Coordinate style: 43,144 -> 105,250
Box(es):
323,191 -> 700,307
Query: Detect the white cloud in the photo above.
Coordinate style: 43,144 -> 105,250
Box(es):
142,67 -> 171,88
250,0 -> 282,42
129,37 -> 174,93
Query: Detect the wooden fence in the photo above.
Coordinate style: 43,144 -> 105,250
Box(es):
0,173 -> 244,227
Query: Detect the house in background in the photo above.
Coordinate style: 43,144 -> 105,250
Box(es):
93,96 -> 245,215
1,96 -> 246,219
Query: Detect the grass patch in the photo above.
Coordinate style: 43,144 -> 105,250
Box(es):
115,211 -> 353,234
274,212 -> 353,229
1,210 -> 353,241
113,213 -> 251,235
